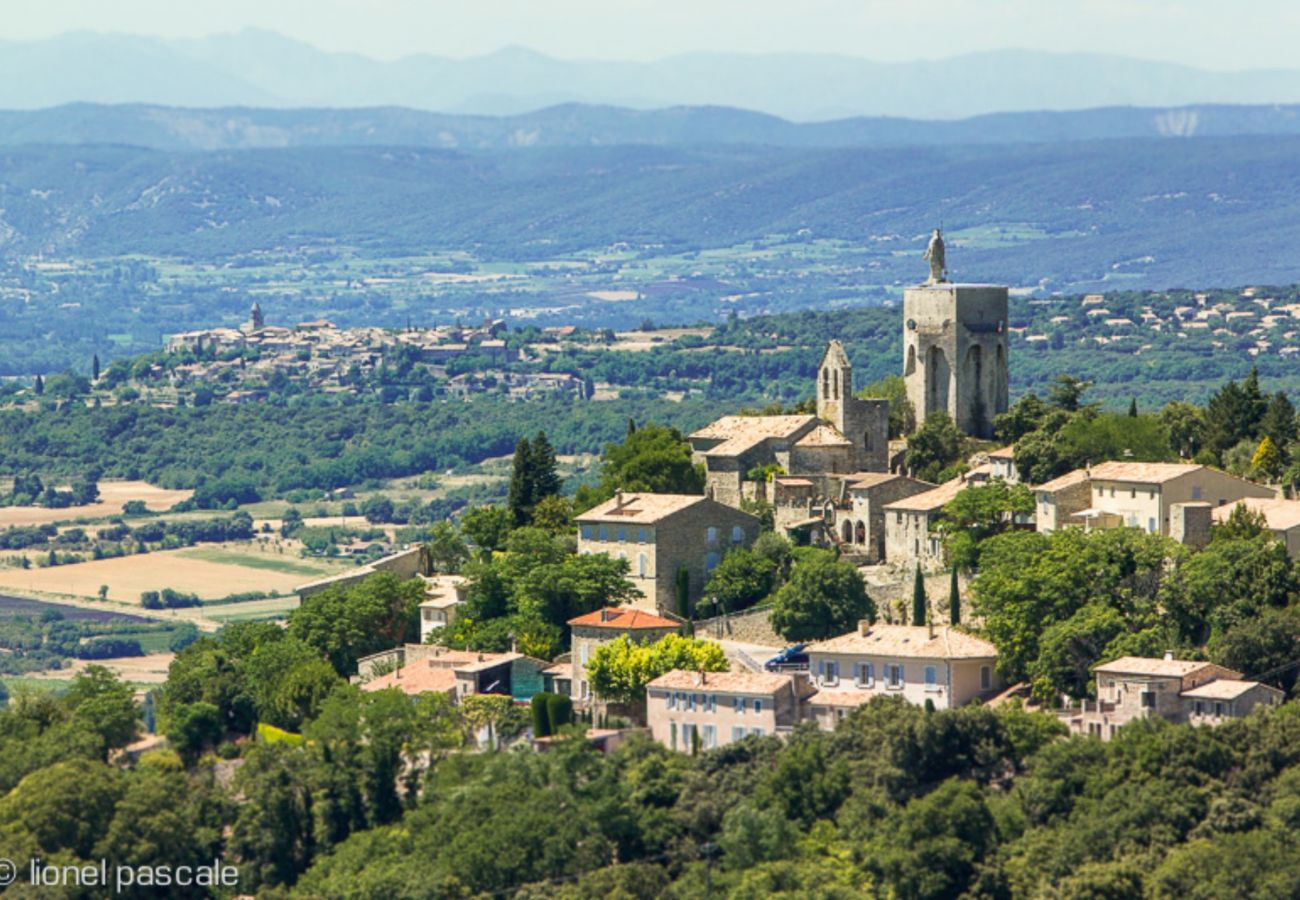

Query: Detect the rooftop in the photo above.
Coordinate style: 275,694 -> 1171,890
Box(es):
807,624 -> 997,660
568,606 -> 681,630
1093,656 -> 1237,678
362,661 -> 459,696
1182,679 -> 1277,700
844,472 -> 907,490
576,492 -> 707,524
691,415 -> 817,457
1035,469 -> 1091,493
647,668 -> 794,695
806,688 -> 878,708
881,477 -> 962,512
794,425 -> 853,448
1212,497 -> 1300,532
987,446 -> 1016,461
1087,461 -> 1203,484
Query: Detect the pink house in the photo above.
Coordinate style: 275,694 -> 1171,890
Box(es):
645,669 -> 811,752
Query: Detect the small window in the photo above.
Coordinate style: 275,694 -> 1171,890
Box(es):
702,725 -> 716,749
732,726 -> 745,743
753,699 -> 763,714
1194,700 -> 1203,715
731,525 -> 744,544
580,642 -> 589,664
706,552 -> 719,571
706,527 -> 718,543
617,527 -> 626,542
581,525 -> 593,540
1148,517 -> 1156,533
1191,486 -> 1202,500
598,526 -> 608,541
888,664 -> 903,688
924,665 -> 937,690
980,666 -> 991,690
751,727 -> 764,737
638,527 -> 647,543
1140,691 -> 1156,709
733,696 -> 745,714
638,553 -> 648,577
667,692 -> 677,709
1215,701 -> 1224,717
856,662 -> 875,687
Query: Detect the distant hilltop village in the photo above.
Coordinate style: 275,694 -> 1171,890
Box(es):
164,304 -> 594,402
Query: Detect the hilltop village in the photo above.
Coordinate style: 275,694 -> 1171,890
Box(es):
287,237 -> 1295,754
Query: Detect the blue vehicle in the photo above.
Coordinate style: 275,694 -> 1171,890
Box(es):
764,644 -> 809,672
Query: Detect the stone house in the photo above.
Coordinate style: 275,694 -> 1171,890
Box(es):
882,476 -> 969,568
834,472 -> 937,561
576,492 -> 761,615
645,669 -> 811,752
360,646 -> 539,703
802,623 -> 1002,729
1211,497 -> 1300,557
1066,462 -> 1275,538
1034,469 -> 1093,533
567,607 -> 680,704
689,414 -> 823,508
1064,655 -> 1282,740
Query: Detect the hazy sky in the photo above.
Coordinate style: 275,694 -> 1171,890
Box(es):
5,0 -> 1299,69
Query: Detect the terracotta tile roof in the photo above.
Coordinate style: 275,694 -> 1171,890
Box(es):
794,425 -> 852,448
576,492 -> 706,524
1035,469 -> 1091,492
1212,497 -> 1300,532
647,668 -> 793,695
1181,679 -> 1278,700
362,661 -> 459,696
806,624 -> 997,660
1094,656 -> 1239,678
1088,461 -> 1202,484
988,446 -> 1016,460
882,477 -> 967,512
568,607 -> 681,630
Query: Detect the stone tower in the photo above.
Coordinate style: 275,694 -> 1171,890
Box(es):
902,283 -> 1009,439
817,340 -> 888,472
248,301 -> 264,332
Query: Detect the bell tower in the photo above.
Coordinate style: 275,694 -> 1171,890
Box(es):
817,340 -> 888,472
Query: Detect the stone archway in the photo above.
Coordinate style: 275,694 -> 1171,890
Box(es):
855,521 -> 866,544
841,519 -> 854,544
926,346 -> 950,414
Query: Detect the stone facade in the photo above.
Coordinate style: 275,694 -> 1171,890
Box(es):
902,284 -> 1009,439
577,493 -> 761,615
1168,502 -> 1213,549
568,607 -> 680,705
882,476 -> 969,568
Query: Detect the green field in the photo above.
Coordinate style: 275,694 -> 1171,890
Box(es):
176,547 -> 338,577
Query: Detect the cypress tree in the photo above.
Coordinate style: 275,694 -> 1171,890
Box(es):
675,567 -> 692,619
531,694 -> 552,738
530,431 -> 562,502
92,353 -> 100,382
912,564 -> 927,626
507,437 -> 535,527
1127,397 -> 1138,417
546,693 -> 573,733
949,566 -> 961,625
33,374 -> 43,396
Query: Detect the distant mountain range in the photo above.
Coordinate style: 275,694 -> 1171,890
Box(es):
3,137 -> 1300,293
5,101 -> 1300,151
8,30 -> 1300,121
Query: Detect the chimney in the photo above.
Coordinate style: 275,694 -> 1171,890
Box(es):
615,489 -> 624,508
1164,650 -> 1174,661
858,618 -> 871,637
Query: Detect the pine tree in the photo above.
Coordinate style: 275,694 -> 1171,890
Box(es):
912,564 -> 927,626
949,566 -> 961,625
1127,397 -> 1138,417
507,437 -> 535,527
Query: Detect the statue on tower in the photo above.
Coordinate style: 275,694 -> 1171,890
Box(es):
923,228 -> 947,284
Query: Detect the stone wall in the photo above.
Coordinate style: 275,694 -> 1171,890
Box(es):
694,606 -> 785,647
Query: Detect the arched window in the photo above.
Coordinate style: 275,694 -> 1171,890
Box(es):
822,368 -> 830,399
731,525 -> 744,544
832,368 -> 840,400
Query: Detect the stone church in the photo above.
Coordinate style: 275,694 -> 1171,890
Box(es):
691,230 -> 1009,560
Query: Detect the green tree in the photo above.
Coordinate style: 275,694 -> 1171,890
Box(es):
940,479 -> 1034,569
573,423 -> 704,511
288,572 -> 425,675
507,436 -> 536,527
949,567 -> 960,625
906,411 -> 964,483
1252,435 -> 1284,481
770,556 -> 874,642
704,548 -> 777,614
1047,374 -> 1092,411
461,505 -> 512,558
166,701 -> 224,766
63,665 -> 139,759
858,374 -> 915,438
427,520 -> 469,573
585,633 -> 725,705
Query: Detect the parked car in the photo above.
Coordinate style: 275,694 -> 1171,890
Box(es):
764,644 -> 808,671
